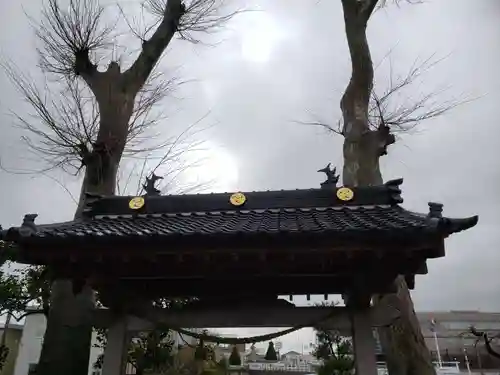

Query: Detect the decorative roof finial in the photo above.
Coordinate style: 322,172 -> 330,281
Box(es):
143,173 -> 163,196
428,202 -> 444,218
19,214 -> 38,237
318,163 -> 339,188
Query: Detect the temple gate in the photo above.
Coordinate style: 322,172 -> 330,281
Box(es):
3,166 -> 478,375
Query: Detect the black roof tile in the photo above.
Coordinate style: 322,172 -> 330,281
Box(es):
31,206 -> 425,239
3,179 -> 478,246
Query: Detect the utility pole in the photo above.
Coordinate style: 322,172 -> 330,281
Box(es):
463,348 -> 471,375
430,318 -> 443,368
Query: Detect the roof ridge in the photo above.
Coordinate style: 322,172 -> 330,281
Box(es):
81,183 -> 405,219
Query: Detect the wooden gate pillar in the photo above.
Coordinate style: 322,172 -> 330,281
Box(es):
102,317 -> 128,375
346,291 -> 378,375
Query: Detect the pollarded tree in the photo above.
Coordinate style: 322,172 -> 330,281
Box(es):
306,28 -> 466,375
2,0 -> 239,374
336,1 -> 461,374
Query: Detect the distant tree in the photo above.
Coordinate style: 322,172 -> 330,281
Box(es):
229,345 -> 241,366
470,326 -> 500,360
0,239 -> 50,319
129,330 -> 175,375
93,328 -> 175,375
313,327 -> 353,375
0,241 -> 23,315
265,342 -> 278,361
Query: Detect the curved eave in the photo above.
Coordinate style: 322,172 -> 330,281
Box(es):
3,227 -> 26,243
439,215 -> 479,236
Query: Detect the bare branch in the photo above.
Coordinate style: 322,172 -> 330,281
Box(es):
294,118 -> 343,136
470,326 -> 500,360
146,0 -> 238,36
378,0 -> 423,8
114,112 -> 214,196
339,0 -> 424,25
368,54 -> 474,134
300,53 -> 472,149
124,0 -> 241,93
1,60 -> 180,176
175,0 -> 241,42
125,70 -> 183,153
2,60 -> 97,174
116,4 -> 155,44
33,0 -> 114,83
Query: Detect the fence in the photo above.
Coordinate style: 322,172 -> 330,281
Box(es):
376,361 -> 462,375
246,363 -> 314,372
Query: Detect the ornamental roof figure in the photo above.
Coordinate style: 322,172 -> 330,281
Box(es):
143,173 -> 163,196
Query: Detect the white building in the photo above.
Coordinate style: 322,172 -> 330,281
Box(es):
12,312 -> 200,375
281,350 -> 304,366
12,313 -> 105,375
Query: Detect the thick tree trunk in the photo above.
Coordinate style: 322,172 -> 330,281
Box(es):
36,280 -> 96,375
34,2 -> 183,372
373,277 -> 436,375
339,1 -> 435,375
37,70 -> 132,375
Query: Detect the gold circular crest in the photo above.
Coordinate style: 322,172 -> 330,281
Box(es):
336,187 -> 354,202
129,196 -> 145,210
229,192 -> 246,206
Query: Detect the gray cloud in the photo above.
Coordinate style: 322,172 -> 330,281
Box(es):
0,0 -> 498,353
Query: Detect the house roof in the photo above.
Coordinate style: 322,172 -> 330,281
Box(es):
2,178 -> 477,248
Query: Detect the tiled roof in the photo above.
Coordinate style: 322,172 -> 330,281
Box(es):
3,179 -> 478,246
22,206 -> 431,240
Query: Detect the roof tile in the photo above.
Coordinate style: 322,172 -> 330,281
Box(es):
4,181 -> 478,246
31,206 -> 429,240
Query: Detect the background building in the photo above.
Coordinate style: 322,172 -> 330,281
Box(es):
417,311 -> 500,371
0,322 -> 23,375
8,312 -> 201,375
3,310 -> 500,375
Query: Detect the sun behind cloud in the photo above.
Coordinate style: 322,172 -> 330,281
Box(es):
239,12 -> 286,64
183,144 -> 240,193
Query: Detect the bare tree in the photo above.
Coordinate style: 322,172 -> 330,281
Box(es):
2,64 -> 178,176
1,0 -> 238,374
328,1 -> 468,374
303,54 -> 464,141
470,327 -> 500,360
301,52 -> 466,375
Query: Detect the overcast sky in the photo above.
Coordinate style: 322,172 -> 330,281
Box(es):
1,0 -> 499,354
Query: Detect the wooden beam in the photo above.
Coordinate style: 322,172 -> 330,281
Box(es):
92,305 -> 400,331
95,273 -> 403,299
